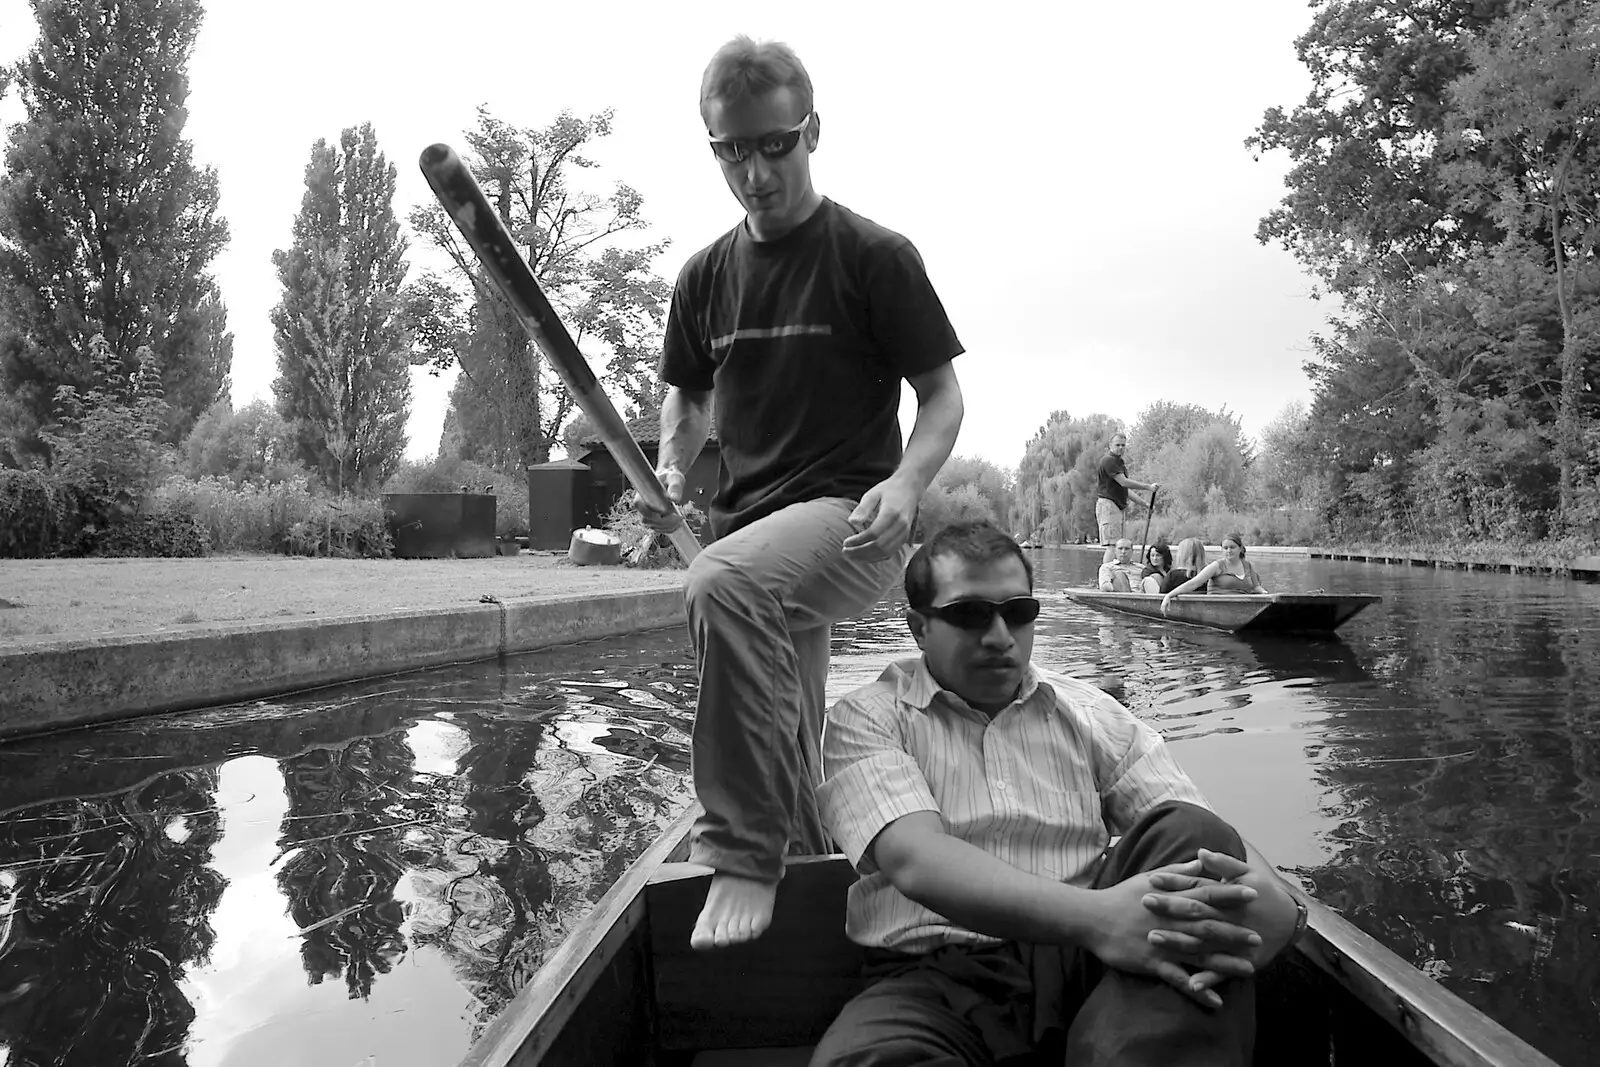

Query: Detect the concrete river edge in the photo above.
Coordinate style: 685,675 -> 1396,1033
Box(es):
0,584 -> 687,739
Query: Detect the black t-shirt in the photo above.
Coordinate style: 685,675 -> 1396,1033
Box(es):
659,199 -> 963,538
1097,453 -> 1128,509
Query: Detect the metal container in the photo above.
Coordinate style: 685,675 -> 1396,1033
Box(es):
383,493 -> 497,558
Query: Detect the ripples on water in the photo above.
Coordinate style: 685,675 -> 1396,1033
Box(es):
0,550 -> 1595,1065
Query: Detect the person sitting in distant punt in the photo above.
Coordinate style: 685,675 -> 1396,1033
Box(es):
1140,541 -> 1173,594
1097,538 -> 1144,592
811,522 -> 1305,1067
1162,532 -> 1268,614
1165,537 -> 1209,594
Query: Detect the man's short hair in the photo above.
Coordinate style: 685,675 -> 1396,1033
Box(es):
700,36 -> 815,123
1115,538 -> 1134,550
904,522 -> 1033,611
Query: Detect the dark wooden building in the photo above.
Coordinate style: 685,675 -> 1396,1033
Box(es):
525,415 -> 720,550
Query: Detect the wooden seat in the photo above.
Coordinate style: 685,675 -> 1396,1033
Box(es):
690,1047 -> 815,1067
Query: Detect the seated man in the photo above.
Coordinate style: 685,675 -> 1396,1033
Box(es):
812,522 -> 1305,1066
1097,537 -> 1144,592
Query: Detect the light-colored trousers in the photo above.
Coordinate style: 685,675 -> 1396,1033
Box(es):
683,497 -> 903,883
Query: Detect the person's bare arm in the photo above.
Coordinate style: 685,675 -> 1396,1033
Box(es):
636,386 -> 712,532
870,810 -> 1261,1007
1114,472 -> 1160,498
844,362 -> 963,559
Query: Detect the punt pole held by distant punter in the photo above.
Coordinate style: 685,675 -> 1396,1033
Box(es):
418,143 -> 701,564
1141,486 -> 1158,555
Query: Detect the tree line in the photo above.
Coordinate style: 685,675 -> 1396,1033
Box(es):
4,0 -> 1594,559
1248,0 -> 1599,544
0,0 -> 670,558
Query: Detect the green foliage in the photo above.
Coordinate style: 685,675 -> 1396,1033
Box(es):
182,398 -> 304,484
383,456 -> 530,538
601,495 -> 708,569
0,468 -> 83,558
1126,403 -> 1251,519
1252,401 -> 1325,508
0,0 -> 231,463
408,107 -> 672,468
272,123 -> 412,493
1010,411 -> 1121,542
925,455 -> 1013,534
1251,0 -> 1600,541
915,483 -> 996,542
1246,0 -> 1511,294
91,509 -> 208,558
152,475 -> 392,557
41,334 -> 174,534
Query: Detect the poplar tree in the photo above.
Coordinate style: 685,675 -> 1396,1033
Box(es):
271,123 -> 411,492
0,0 -> 232,464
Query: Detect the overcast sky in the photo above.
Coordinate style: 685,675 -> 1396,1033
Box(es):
0,0 -> 1330,469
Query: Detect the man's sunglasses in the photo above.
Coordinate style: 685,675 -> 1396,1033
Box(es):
919,596 -> 1041,632
708,112 -> 813,164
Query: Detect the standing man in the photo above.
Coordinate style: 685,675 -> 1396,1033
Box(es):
1097,432 -> 1158,552
637,35 -> 965,952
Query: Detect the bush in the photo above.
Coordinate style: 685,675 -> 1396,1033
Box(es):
153,475 -> 392,558
0,468 -> 85,558
384,456 -> 529,538
41,335 -> 173,533
92,510 -> 209,558
602,495 -> 707,569
181,398 -> 304,484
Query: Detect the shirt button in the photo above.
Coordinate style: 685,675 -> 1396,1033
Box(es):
996,781 -> 1009,790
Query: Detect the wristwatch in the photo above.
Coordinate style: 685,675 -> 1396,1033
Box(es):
1287,895 -> 1310,946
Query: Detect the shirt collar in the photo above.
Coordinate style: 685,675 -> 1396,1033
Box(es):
897,656 -> 1047,716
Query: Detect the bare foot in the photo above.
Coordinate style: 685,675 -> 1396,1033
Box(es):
689,872 -> 778,950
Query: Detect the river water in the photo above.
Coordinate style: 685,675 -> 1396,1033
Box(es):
0,549 -> 1594,1066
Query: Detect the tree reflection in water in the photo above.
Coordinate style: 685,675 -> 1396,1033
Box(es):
0,770 -> 225,1067
275,733 -> 420,999
1293,596 -> 1600,1064
404,674 -> 694,1035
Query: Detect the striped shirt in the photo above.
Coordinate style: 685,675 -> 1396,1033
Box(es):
817,657 -> 1210,954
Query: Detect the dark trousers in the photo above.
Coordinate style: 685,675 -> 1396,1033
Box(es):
808,802 -> 1255,1067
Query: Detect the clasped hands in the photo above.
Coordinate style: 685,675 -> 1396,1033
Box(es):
1088,848 -> 1298,1010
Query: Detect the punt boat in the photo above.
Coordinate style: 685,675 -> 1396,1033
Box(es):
457,804 -> 1558,1067
1065,591 -> 1382,634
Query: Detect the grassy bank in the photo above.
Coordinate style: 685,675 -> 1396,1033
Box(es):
0,554 -> 685,647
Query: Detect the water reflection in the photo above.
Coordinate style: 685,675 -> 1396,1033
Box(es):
0,552 -> 1595,1065
0,632 -> 696,1067
0,770 -> 226,1067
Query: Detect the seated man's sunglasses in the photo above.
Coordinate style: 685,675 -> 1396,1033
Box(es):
708,113 -> 813,164
919,596 -> 1041,632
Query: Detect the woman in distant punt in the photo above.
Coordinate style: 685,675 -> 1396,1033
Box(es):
1161,531 -> 1268,614
1139,541 -> 1173,593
